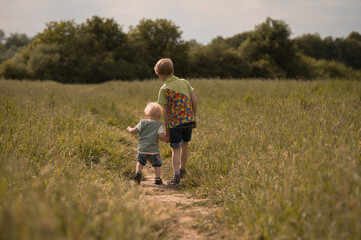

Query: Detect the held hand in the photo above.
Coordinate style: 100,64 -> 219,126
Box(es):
165,134 -> 170,143
126,126 -> 131,132
165,128 -> 171,143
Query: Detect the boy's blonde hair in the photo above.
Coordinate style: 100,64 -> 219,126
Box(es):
144,102 -> 163,119
154,58 -> 174,76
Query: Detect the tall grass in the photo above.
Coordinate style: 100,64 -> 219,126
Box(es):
1,79 -> 360,239
0,80 -> 172,239
187,79 -> 361,239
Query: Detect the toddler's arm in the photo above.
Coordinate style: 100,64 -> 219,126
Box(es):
126,126 -> 138,134
158,133 -> 168,143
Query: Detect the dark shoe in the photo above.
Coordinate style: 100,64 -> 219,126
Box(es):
133,171 -> 142,184
170,176 -> 180,185
180,168 -> 187,178
154,177 -> 163,185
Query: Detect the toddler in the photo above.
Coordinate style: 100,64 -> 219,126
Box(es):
127,102 -> 167,185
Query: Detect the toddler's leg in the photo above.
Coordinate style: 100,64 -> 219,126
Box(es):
136,162 -> 144,173
154,167 -> 161,178
134,162 -> 144,184
154,167 -> 163,185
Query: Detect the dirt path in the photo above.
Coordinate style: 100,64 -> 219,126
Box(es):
140,165 -> 218,239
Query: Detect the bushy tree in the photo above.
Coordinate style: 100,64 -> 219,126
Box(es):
31,20 -> 78,82
0,55 -> 30,79
347,31 -> 361,42
295,34 -> 326,60
35,20 -> 77,46
27,44 -> 61,80
189,42 -> 251,78
224,32 -> 250,49
296,32 -> 361,70
129,19 -> 189,76
239,17 -> 299,78
340,34 -> 361,69
5,33 -> 32,48
75,16 -> 129,82
23,16 -> 135,83
0,30 -> 32,64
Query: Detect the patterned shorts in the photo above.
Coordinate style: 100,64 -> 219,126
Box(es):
137,153 -> 162,167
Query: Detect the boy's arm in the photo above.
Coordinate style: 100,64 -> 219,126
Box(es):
126,126 -> 138,134
190,91 -> 198,128
163,104 -> 171,142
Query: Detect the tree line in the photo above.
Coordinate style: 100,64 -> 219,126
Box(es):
1,16 -> 360,83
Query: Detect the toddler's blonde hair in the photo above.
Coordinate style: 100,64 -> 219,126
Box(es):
144,102 -> 163,119
154,58 -> 174,76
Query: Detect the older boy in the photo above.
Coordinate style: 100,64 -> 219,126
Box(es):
155,58 -> 198,184
127,102 -> 167,185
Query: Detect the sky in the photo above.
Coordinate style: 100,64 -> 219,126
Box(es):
1,0 -> 360,44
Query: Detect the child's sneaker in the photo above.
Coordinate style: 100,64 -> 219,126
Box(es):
133,171 -> 142,184
154,177 -> 163,185
180,168 -> 187,178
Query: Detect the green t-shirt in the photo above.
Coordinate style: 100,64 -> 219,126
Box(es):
158,75 -> 195,128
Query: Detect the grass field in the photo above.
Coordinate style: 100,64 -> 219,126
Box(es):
1,79 -> 360,239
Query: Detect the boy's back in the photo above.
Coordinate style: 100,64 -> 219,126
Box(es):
158,75 -> 195,128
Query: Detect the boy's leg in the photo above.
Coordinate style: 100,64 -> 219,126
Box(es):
170,127 -> 185,184
180,141 -> 188,170
172,146 -> 181,175
170,147 -> 181,184
180,125 -> 192,177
